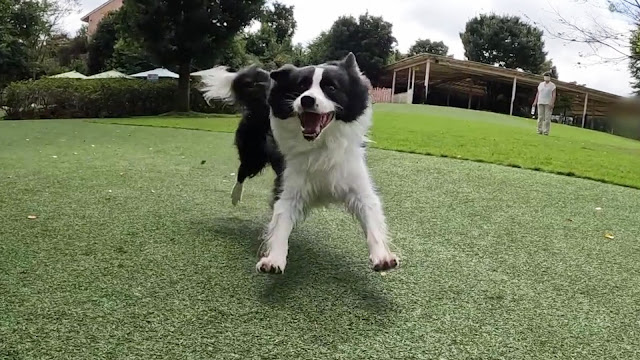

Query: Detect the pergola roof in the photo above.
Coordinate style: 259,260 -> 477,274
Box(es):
380,54 -> 624,116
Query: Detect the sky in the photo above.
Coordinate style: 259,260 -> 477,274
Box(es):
64,0 -> 635,96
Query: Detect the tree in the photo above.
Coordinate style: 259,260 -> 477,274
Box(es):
311,14 -> 396,82
408,39 -> 449,56
87,11 -> 119,74
23,0 -> 80,77
245,2 -> 297,69
555,94 -> 573,119
460,14 -> 547,73
57,26 -> 88,69
0,0 -> 30,87
124,0 -> 264,112
542,59 -> 559,79
306,31 -> 330,65
547,0 -> 637,63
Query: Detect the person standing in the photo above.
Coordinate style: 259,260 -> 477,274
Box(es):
532,72 -> 556,135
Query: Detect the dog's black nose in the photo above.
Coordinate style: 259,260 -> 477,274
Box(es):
300,96 -> 315,109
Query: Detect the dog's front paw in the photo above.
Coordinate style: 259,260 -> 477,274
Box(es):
256,256 -> 286,274
231,182 -> 243,206
371,253 -> 399,272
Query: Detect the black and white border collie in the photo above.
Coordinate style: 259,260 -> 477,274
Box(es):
202,53 -> 398,273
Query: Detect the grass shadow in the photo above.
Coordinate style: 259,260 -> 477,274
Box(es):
190,216 -> 396,317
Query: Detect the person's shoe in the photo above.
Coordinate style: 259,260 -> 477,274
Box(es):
543,133 -> 549,136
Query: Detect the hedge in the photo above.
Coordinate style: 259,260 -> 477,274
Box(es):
1,78 -> 236,120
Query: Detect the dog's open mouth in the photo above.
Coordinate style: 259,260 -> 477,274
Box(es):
298,112 -> 334,141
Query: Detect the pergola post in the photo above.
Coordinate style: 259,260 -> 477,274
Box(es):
468,79 -> 473,109
406,68 -> 412,104
424,60 -> 431,103
510,77 -> 517,116
391,70 -> 396,103
582,93 -> 589,128
409,66 -> 416,104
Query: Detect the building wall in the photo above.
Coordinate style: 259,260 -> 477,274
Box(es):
84,0 -> 123,36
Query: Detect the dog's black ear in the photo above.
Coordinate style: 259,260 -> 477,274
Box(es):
341,52 -> 371,89
343,52 -> 358,70
270,64 -> 295,83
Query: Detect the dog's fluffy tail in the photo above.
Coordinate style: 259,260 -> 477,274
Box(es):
200,65 -> 271,109
200,66 -> 237,104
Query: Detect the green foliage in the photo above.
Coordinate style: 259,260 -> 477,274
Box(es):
408,39 -> 449,56
308,14 -> 396,82
106,38 -> 156,75
57,31 -> 88,69
2,78 -> 234,120
541,59 -> 559,79
460,14 -> 547,73
87,11 -> 119,74
87,9 -> 155,75
212,35 -> 252,70
244,2 -> 297,70
0,0 -> 39,87
305,31 -> 331,65
555,94 -> 573,116
124,0 -> 265,112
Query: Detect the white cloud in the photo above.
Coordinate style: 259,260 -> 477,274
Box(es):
67,0 -> 635,95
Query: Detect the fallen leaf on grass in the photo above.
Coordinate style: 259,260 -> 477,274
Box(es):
27,215 -> 37,220
604,233 -> 614,240
200,160 -> 206,165
595,207 -> 602,211
51,155 -> 58,158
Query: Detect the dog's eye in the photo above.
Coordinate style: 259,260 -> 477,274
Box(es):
327,85 -> 337,92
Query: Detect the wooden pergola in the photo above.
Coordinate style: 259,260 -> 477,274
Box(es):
378,54 -> 623,125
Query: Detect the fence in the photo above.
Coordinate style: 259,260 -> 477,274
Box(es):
370,87 -> 392,103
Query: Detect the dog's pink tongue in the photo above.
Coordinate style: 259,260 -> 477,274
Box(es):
300,112 -> 322,135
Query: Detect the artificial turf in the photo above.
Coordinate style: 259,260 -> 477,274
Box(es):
1,119 -> 639,359
93,104 -> 640,189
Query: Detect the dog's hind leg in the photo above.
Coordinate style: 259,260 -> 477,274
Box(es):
268,157 -> 285,208
231,165 -> 250,206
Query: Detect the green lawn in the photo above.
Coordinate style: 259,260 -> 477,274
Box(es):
93,104 -> 640,189
1,120 -> 639,359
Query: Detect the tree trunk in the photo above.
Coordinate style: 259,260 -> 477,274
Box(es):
176,59 -> 192,112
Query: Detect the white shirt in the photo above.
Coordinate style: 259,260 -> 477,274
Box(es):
537,81 -> 556,105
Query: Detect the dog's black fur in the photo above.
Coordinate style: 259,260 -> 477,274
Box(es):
228,66 -> 285,204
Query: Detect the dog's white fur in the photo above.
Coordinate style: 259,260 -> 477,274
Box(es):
200,66 -> 236,103
256,67 -> 397,273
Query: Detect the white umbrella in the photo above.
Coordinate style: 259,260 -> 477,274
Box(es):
86,70 -> 135,79
130,68 -> 179,79
50,71 -> 87,79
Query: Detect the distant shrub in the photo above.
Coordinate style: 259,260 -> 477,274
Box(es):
2,78 -> 236,120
